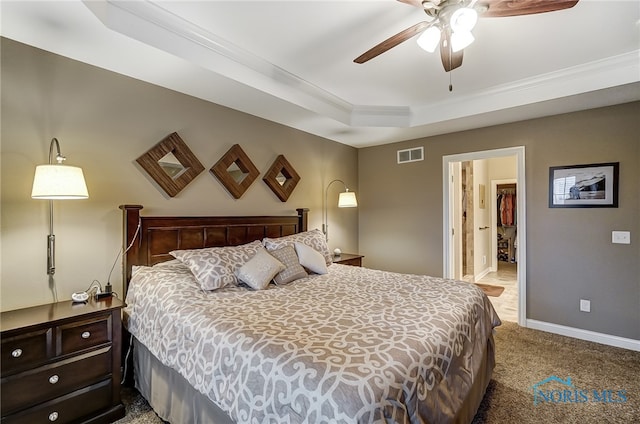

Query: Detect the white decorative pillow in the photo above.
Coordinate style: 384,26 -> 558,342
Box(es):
170,240 -> 262,290
294,242 -> 328,275
236,247 -> 285,290
269,245 -> 308,285
263,229 -> 332,265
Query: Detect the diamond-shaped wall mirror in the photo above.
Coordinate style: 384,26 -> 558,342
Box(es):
210,144 -> 260,199
136,132 -> 205,197
263,155 -> 301,202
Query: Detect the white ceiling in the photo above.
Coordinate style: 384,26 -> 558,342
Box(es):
2,0 -> 639,148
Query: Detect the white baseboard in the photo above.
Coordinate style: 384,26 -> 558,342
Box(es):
474,268 -> 491,283
526,319 -> 640,352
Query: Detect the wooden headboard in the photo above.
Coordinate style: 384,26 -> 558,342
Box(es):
119,205 -> 309,293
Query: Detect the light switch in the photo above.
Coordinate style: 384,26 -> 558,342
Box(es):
612,231 -> 631,244
580,299 -> 591,312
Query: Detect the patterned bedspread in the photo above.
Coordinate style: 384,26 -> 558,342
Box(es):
124,262 -> 501,423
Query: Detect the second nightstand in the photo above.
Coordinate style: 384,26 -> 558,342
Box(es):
333,253 -> 364,267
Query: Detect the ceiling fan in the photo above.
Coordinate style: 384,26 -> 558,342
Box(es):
354,0 -> 579,73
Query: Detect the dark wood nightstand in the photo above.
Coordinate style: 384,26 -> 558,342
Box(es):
333,253 -> 364,267
1,297 -> 126,424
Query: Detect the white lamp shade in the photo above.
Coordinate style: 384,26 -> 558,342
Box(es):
451,30 -> 475,52
417,26 -> 441,53
450,7 -> 478,33
338,191 -> 358,208
31,164 -> 89,199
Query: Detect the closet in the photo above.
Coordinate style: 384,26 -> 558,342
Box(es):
497,183 -> 517,263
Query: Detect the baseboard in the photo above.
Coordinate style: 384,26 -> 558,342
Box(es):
474,268 -> 491,283
526,319 -> 640,352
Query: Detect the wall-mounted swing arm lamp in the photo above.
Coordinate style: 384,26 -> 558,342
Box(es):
323,179 -> 357,242
31,138 -> 89,275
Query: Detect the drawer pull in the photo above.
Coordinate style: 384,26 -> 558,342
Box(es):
49,411 -> 59,421
81,331 -> 91,339
11,348 -> 23,358
49,374 -> 59,384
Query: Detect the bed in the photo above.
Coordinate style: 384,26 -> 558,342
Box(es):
120,205 -> 501,424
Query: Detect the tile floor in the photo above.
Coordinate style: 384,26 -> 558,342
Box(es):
476,262 -> 518,322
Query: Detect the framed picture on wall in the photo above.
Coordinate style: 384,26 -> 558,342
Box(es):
549,162 -> 619,208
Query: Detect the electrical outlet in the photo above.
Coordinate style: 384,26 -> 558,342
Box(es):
580,299 -> 591,313
612,231 -> 631,244
482,255 -> 487,265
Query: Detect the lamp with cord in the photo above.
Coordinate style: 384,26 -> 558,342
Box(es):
31,138 -> 89,301
323,179 -> 358,243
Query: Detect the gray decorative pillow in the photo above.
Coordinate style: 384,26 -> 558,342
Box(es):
170,240 -> 262,290
263,229 -> 332,265
236,247 -> 285,290
294,242 -> 328,275
269,245 -> 308,285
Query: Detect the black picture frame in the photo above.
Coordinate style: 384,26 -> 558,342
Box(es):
549,162 -> 619,208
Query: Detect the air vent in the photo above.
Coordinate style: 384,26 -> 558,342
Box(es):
397,147 -> 424,164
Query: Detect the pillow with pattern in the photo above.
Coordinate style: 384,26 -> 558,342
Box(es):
236,247 -> 285,290
263,229 -> 332,265
269,245 -> 308,285
170,240 -> 262,290
294,242 -> 328,275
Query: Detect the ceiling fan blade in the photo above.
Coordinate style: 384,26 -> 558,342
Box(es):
440,30 -> 463,72
354,21 -> 430,64
479,0 -> 579,18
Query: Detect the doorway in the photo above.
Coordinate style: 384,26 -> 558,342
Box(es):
443,147 -> 527,325
493,180 -> 517,269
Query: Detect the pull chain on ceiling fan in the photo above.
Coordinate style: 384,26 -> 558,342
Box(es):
354,0 -> 580,75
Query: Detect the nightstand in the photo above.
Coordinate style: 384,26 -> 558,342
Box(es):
333,253 -> 364,267
1,297 -> 126,424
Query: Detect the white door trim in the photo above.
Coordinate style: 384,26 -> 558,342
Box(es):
442,146 -> 527,326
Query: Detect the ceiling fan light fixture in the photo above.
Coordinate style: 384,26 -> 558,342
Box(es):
417,26 -> 441,53
450,30 -> 474,52
450,7 -> 478,32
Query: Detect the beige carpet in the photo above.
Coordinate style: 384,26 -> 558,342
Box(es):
117,322 -> 640,423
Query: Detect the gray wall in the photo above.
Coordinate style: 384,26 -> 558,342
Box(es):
359,102 -> 640,340
1,38 -> 358,311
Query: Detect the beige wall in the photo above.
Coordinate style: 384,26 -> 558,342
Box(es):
359,101 -> 640,340
0,38 -> 358,311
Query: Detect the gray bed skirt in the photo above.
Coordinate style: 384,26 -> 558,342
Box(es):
133,338 -> 234,424
132,335 -> 495,424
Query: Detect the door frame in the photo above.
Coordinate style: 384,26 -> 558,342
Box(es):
443,146 -> 527,325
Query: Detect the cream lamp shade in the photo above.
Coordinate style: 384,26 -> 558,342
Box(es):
31,164 -> 89,199
338,191 -> 358,208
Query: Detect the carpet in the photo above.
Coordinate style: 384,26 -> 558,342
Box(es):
117,322 -> 640,423
472,322 -> 640,423
476,283 -> 505,297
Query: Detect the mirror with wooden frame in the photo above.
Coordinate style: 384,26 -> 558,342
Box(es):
210,144 -> 260,199
263,155 -> 301,202
136,132 -> 205,197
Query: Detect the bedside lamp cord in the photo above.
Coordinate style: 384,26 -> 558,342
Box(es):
112,219 -> 140,385
122,332 -> 134,386
106,217 -> 141,291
